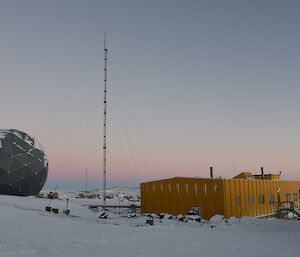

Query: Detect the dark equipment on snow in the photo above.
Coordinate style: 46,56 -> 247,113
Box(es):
52,208 -> 59,214
99,212 -> 108,219
45,206 -> 52,212
45,185 -> 57,213
146,219 -> 154,225
48,191 -> 58,199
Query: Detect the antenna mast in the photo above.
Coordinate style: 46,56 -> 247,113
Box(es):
103,33 -> 108,210
85,168 -> 88,192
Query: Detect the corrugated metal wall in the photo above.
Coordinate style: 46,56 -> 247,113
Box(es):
223,179 -> 300,218
141,177 -> 224,220
141,177 -> 300,220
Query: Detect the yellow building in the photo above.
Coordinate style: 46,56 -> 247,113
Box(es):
140,173 -> 300,220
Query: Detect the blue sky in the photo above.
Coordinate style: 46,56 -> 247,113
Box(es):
0,0 -> 300,189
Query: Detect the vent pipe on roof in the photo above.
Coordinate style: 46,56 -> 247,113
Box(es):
210,167 -> 213,178
261,167 -> 264,180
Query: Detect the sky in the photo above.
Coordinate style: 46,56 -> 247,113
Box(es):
0,0 -> 300,190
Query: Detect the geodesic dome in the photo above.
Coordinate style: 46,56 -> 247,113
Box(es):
0,129 -> 48,196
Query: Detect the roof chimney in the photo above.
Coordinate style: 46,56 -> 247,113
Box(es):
210,167 -> 213,179
261,167 -> 264,180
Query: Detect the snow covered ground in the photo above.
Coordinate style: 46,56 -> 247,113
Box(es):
0,190 -> 299,257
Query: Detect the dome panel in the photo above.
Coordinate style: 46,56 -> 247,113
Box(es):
0,150 -> 11,162
0,158 -> 13,171
11,166 -> 34,178
10,159 -> 25,172
14,153 -> 35,165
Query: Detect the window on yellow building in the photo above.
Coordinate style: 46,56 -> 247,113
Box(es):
258,195 -> 265,204
245,196 -> 249,205
286,193 -> 291,202
269,194 -> 275,204
236,196 -> 241,207
245,196 -> 254,206
250,196 -> 254,205
293,193 -> 298,202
